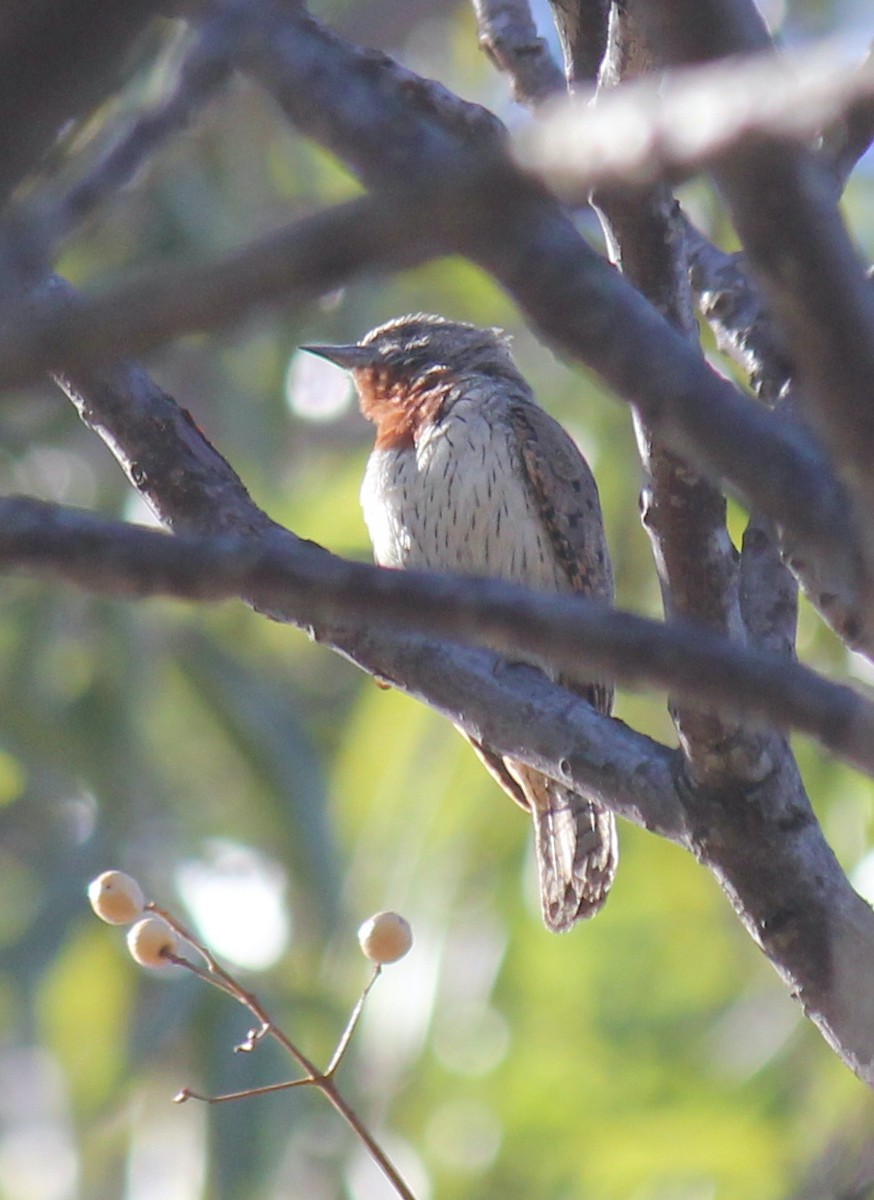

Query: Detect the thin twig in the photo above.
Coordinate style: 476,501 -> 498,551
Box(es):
176,1078 -> 315,1103
152,902 -> 416,1200
325,966 -> 382,1078
150,901 -> 319,1078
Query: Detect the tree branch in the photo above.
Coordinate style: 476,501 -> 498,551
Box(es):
547,0 -> 611,84
0,198 -> 447,391
587,4 -> 756,787
472,0 -> 567,107
3,492 -> 873,775
823,41 -> 874,191
0,24 -> 867,650
516,42 -> 874,194
631,0 -> 874,576
685,222 -> 867,653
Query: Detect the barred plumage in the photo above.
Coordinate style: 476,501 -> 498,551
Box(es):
304,314 -> 617,931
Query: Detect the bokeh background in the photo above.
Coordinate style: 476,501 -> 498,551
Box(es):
3,1 -> 874,1198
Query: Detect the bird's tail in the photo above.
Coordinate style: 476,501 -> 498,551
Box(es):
505,761 -> 617,932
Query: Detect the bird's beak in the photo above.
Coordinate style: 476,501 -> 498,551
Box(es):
300,343 -> 376,370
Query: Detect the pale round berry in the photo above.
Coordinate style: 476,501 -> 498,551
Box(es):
87,870 -> 145,925
357,911 -> 413,964
126,917 -> 179,967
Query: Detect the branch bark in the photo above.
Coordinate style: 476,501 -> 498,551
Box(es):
587,5 -> 757,788
3,493 -> 873,775
630,0 -> 874,577
473,0 -> 567,107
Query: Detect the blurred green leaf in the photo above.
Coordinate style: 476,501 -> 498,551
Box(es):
173,631 -> 342,929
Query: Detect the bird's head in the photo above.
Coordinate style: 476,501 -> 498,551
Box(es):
302,314 -> 521,448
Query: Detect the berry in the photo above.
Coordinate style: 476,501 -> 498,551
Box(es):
357,911 -> 413,964
88,870 -> 145,925
127,917 -> 178,967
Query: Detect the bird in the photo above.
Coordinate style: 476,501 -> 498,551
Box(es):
303,314 -> 616,932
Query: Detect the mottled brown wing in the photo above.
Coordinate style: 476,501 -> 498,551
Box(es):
465,733 -> 529,808
508,400 -> 615,715
504,399 -> 618,929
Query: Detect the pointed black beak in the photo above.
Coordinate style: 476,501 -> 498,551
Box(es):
300,343 -> 376,370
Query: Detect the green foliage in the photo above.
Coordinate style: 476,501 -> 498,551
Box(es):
2,4 -> 874,1199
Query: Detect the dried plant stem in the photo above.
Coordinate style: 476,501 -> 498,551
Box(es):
149,903 -> 416,1200
325,965 -> 382,1077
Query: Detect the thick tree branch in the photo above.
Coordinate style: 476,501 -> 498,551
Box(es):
630,0 -> 874,575
588,5 -> 754,787
547,0 -> 610,84
686,225 -> 866,654
0,497 -> 688,841
0,198 -> 447,390
738,514 -> 798,660
2,493 -> 873,775
685,226 -> 791,404
518,43 -> 874,193
824,42 -> 874,190
542,25 -> 810,1021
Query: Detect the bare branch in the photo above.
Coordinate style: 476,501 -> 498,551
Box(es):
547,0 -> 611,85
2,494 -> 873,779
589,5 -> 752,787
685,224 -> 791,405
686,226 -> 869,654
0,197 -> 447,391
629,0 -> 874,576
739,514 -> 798,659
1,494 -> 687,841
225,0 -> 505,190
472,0 -> 567,107
518,44 -> 874,193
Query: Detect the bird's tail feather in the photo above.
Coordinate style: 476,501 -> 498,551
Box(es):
506,761 -> 617,932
